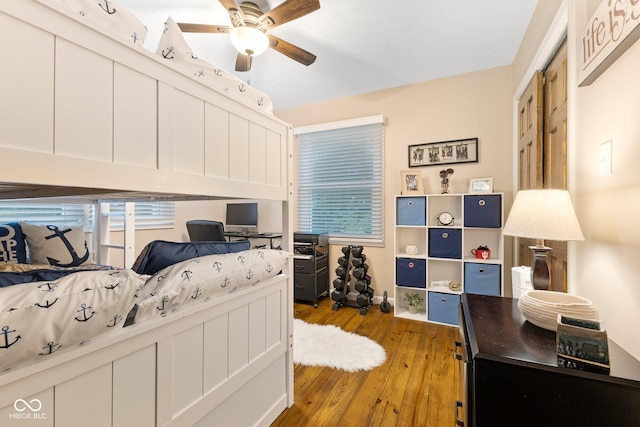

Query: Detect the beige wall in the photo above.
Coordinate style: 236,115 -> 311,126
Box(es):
276,66 -> 514,303
106,199 -> 283,267
572,3 -> 640,359
512,0 -> 640,359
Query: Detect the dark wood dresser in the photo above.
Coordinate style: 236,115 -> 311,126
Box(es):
455,293 -> 640,427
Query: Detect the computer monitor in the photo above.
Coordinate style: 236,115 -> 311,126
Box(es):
225,202 -> 258,230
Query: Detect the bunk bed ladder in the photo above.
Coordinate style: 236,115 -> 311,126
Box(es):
94,202 -> 136,268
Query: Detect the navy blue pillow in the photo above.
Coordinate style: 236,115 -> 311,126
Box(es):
132,240 -> 250,275
0,223 -> 27,264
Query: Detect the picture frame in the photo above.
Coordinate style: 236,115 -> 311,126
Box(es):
469,177 -> 493,193
408,137 -> 478,167
401,170 -> 424,194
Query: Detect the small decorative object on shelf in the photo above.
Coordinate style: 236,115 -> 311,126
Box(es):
556,315 -> 610,374
403,292 -> 424,314
470,245 -> 491,260
439,168 -> 454,193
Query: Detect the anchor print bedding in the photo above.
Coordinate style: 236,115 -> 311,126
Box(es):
0,245 -> 289,371
134,249 -> 290,323
43,0 -> 274,113
0,269 -> 146,372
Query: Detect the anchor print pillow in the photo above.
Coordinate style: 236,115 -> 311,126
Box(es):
19,222 -> 93,267
47,0 -> 148,46
155,17 -> 273,113
0,269 -> 147,371
134,249 -> 290,323
0,223 -> 27,264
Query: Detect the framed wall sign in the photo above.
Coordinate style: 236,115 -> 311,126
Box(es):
408,137 -> 478,167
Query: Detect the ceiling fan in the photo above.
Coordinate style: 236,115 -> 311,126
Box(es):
178,0 -> 320,72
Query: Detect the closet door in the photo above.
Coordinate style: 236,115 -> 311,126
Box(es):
515,40 -> 568,292
543,40 -> 568,292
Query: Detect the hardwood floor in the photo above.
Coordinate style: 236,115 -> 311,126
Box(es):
271,298 -> 460,427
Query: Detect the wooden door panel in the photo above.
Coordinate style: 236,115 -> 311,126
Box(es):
517,72 -> 543,191
543,40 -> 568,292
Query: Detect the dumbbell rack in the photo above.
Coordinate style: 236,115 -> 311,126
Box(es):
331,245 -> 374,315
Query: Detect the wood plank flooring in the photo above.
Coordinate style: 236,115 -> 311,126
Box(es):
271,298 -> 460,427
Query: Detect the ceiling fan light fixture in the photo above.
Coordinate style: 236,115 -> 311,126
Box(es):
230,26 -> 269,56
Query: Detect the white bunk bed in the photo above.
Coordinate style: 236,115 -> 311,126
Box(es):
0,1 -> 294,426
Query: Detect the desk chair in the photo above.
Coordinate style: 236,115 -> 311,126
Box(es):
186,220 -> 226,242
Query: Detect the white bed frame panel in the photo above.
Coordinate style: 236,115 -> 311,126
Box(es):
1,275 -> 290,427
0,0 -> 291,201
0,1 -> 295,425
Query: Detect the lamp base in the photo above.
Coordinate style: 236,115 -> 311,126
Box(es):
528,245 -> 552,291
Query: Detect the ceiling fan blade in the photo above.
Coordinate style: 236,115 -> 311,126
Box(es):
235,53 -> 253,72
177,23 -> 231,33
258,0 -> 320,30
219,0 -> 246,26
268,34 -> 316,66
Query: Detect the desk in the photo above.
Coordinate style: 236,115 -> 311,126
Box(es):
224,232 -> 282,249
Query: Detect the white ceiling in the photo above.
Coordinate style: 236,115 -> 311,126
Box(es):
120,0 -> 538,111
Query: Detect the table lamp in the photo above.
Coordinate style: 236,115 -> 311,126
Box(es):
503,189 -> 584,291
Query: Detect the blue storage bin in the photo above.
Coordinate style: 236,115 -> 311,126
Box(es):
428,228 -> 462,259
396,197 -> 426,226
464,194 -> 502,228
396,257 -> 426,288
428,292 -> 461,325
464,263 -> 501,296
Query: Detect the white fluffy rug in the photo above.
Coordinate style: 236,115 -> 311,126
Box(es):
293,319 -> 386,372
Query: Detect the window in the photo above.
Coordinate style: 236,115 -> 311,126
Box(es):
295,115 -> 384,244
0,201 -> 175,231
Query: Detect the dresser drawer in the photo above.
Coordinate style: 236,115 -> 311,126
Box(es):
428,228 -> 462,259
294,273 -> 316,302
396,197 -> 426,226
396,257 -> 426,288
294,256 -> 315,274
464,263 -> 501,296
428,292 -> 461,325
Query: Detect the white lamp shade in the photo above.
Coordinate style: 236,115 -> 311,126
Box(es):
230,26 -> 269,56
503,189 -> 584,241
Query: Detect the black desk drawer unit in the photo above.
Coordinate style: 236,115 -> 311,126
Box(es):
294,232 -> 329,308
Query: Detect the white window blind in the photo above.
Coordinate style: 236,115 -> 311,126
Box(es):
0,203 -> 92,227
296,116 -> 384,244
107,202 -> 175,230
0,202 -> 174,231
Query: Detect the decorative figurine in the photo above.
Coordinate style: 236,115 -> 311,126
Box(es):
439,168 -> 454,193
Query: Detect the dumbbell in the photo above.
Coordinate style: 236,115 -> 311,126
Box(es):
333,277 -> 348,291
354,279 -> 369,293
331,290 -> 347,303
336,265 -> 352,278
351,254 -> 367,267
350,246 -> 364,258
352,265 -> 369,280
356,293 -> 371,307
